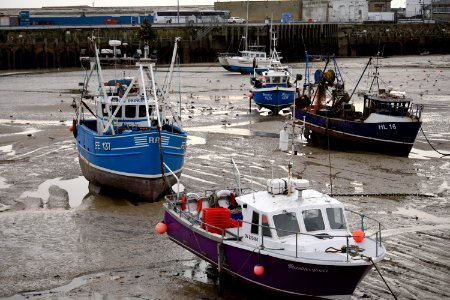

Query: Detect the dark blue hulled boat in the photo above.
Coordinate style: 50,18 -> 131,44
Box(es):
294,54 -> 423,156
72,37 -> 187,201
158,160 -> 386,298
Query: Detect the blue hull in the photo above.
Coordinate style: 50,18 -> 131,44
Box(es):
295,110 -> 422,156
252,87 -> 296,114
75,120 -> 187,201
220,64 -> 254,74
164,209 -> 372,298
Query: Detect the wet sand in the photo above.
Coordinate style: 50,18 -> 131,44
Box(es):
0,55 -> 449,299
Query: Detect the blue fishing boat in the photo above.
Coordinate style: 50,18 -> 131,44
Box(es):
294,54 -> 423,156
249,32 -> 297,115
249,65 -> 296,115
72,37 -> 187,201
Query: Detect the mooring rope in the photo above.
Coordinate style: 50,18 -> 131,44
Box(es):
420,127 -> 450,157
369,257 -> 398,300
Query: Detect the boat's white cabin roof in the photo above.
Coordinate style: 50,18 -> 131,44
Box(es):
262,69 -> 290,77
237,186 -> 344,214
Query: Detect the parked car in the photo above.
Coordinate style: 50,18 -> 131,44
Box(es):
227,17 -> 246,24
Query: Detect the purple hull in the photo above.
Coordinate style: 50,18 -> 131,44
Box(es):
164,211 -> 372,298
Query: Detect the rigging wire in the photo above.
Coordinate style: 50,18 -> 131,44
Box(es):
327,125 -> 333,197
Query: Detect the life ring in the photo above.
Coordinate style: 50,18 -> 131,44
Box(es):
184,193 -> 202,214
196,198 -> 203,214
216,190 -> 231,198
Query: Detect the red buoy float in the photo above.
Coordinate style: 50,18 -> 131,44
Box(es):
155,222 -> 167,234
248,92 -> 253,98
352,229 -> 365,243
69,124 -> 75,132
254,264 -> 264,276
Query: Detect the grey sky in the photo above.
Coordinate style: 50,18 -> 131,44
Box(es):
0,0 -> 406,9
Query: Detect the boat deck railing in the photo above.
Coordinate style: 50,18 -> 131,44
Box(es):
409,103 -> 424,120
165,194 -> 385,262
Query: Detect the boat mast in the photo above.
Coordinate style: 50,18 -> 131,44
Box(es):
349,57 -> 372,101
140,65 -> 152,128
92,36 -> 115,135
245,0 -> 249,51
164,37 -> 181,97
369,53 -> 381,93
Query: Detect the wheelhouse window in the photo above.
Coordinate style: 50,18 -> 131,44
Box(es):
101,104 -> 108,116
111,105 -> 123,118
326,208 -> 346,230
125,105 -> 136,118
302,209 -> 325,232
262,214 -> 272,237
272,76 -> 281,84
273,212 -> 300,238
251,211 -> 259,234
138,105 -> 151,118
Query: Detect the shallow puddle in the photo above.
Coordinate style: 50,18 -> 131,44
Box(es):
187,135 -> 206,145
350,181 -> 364,193
0,176 -> 11,189
20,176 -> 89,208
409,147 -> 450,160
7,272 -> 106,299
393,207 -> 449,224
0,144 -> 16,156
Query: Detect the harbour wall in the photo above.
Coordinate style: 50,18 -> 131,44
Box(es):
0,23 -> 449,70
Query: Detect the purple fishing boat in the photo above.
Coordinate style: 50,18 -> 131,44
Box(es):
157,160 -> 386,299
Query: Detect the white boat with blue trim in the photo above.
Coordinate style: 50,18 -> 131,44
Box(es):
249,32 -> 297,115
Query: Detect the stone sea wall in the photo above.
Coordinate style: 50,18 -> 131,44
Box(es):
0,23 -> 449,70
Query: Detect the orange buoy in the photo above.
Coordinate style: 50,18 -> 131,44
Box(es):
254,264 -> 264,276
248,92 -> 253,98
181,194 -> 187,210
155,222 -> 167,234
69,124 -> 75,132
352,230 -> 365,243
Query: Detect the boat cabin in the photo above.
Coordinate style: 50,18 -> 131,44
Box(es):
91,76 -> 180,134
363,91 -> 412,118
251,69 -> 292,88
240,50 -> 267,60
234,179 -> 348,247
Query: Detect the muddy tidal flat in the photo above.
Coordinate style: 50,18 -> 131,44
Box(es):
0,55 -> 449,299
